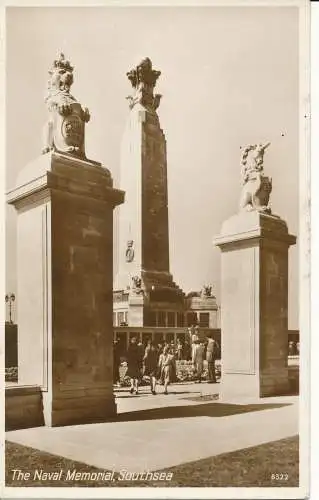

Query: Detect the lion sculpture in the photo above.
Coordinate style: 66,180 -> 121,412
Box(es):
42,53 -> 90,158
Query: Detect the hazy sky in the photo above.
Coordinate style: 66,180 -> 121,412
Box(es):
5,6 -> 300,327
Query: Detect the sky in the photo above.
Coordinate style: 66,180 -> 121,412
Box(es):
5,6 -> 300,328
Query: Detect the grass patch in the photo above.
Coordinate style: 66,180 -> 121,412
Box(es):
6,436 -> 298,487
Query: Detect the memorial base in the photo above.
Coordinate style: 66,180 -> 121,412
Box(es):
220,369 -> 290,401
128,293 -> 145,327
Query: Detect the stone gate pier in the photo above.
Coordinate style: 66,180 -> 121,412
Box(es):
6,54 -> 124,427
214,143 -> 296,399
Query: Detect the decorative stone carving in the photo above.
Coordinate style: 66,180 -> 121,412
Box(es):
126,57 -> 162,112
42,53 -> 90,158
125,240 -> 135,263
239,142 -> 272,213
131,275 -> 143,294
201,285 -> 213,298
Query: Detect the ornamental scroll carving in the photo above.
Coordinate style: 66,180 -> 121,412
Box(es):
201,285 -> 213,298
42,53 -> 90,158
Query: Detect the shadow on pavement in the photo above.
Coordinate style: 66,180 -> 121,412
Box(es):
115,390 -> 200,398
115,402 -> 291,422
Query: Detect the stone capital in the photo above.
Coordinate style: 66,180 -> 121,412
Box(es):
7,152 -> 125,211
213,212 -> 296,251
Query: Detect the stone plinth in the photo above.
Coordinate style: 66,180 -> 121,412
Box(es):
128,292 -> 145,326
214,211 -> 296,399
7,152 -> 124,426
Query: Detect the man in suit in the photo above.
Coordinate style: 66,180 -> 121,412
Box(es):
192,339 -> 205,383
206,334 -> 218,383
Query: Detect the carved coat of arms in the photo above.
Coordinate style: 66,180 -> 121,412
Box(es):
125,240 -> 135,263
42,53 -> 90,159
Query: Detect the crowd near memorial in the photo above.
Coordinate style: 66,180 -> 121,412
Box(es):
113,329 -> 221,393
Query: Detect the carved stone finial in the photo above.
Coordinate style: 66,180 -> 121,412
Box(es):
42,52 -> 90,158
131,275 -> 143,294
126,57 -> 162,112
201,285 -> 213,298
239,142 -> 272,213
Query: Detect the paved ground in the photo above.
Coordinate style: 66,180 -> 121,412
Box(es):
6,382 -> 298,473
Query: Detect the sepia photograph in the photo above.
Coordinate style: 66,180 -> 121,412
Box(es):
2,1 -> 310,498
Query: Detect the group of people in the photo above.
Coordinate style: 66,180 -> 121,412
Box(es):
192,335 -> 218,384
113,330 -> 219,395
114,337 -> 176,395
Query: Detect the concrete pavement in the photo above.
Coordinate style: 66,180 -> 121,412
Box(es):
6,382 -> 298,473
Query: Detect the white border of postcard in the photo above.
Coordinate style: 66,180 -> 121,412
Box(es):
0,0 -> 313,499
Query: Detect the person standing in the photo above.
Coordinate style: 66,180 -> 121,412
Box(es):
176,339 -> 183,361
206,334 -> 218,383
288,341 -> 295,356
126,337 -> 141,394
113,338 -> 121,386
192,339 -> 205,383
137,339 -> 145,383
143,341 -> 159,395
190,325 -> 200,360
183,340 -> 191,361
158,345 -> 176,394
157,342 -> 164,356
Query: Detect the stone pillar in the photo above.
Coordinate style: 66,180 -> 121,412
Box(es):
114,58 -> 184,322
214,211 -> 296,399
214,143 -> 296,400
7,152 -> 124,426
6,54 -> 124,426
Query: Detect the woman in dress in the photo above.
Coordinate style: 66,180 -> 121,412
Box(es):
143,341 -> 159,395
126,337 -> 142,394
158,345 -> 176,395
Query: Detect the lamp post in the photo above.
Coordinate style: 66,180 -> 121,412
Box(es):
5,293 -> 15,324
